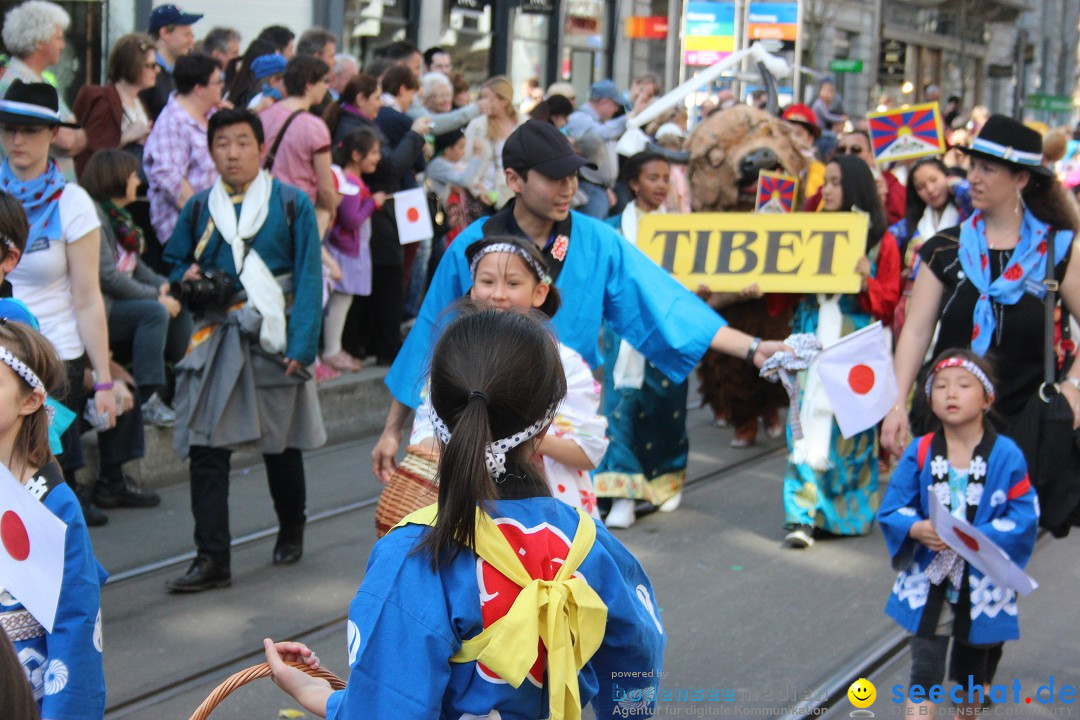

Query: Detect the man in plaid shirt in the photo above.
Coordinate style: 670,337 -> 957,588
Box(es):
143,53 -> 222,257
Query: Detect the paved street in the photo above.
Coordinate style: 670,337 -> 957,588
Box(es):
89,401 -> 1077,719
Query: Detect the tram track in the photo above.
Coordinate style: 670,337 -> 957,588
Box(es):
777,530 -> 1055,720
103,442 -> 785,717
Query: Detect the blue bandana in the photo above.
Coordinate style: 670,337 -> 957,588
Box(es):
262,84 -> 283,102
0,160 -> 65,254
958,209 -> 1072,355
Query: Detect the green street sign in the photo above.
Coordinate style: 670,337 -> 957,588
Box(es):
829,59 -> 863,74
1027,94 -> 1074,112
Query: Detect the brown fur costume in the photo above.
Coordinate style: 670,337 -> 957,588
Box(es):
689,105 -> 806,444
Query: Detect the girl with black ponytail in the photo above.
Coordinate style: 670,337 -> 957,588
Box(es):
264,308 -> 665,720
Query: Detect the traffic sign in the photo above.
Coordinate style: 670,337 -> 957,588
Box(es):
830,59 -> 863,74
1027,94 -> 1074,113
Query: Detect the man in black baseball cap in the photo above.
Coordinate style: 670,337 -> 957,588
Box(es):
373,119 -> 792,483
141,4 -> 204,121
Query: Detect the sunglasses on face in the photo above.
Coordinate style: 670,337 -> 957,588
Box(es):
0,125 -> 49,136
835,145 -> 864,155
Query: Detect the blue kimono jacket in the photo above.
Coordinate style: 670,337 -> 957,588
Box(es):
386,204 -> 725,408
164,179 -> 324,365
877,429 -> 1038,645
3,462 -> 107,720
325,497 -> 666,719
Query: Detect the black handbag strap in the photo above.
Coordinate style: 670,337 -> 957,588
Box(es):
264,109 -> 305,171
1043,228 -> 1059,387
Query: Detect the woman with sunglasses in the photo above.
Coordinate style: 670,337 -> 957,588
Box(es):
2,81 -> 160,525
72,33 -> 160,178
807,131 -> 907,224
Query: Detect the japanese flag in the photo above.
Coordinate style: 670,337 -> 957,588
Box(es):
815,321 -> 898,438
0,463 -> 66,632
393,187 -> 434,245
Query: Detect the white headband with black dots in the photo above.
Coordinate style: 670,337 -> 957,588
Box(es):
0,345 -> 44,394
431,403 -> 559,479
468,242 -> 552,286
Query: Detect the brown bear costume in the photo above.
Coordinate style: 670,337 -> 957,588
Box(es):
688,105 -> 807,446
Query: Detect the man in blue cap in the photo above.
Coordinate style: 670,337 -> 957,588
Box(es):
564,79 -> 631,219
140,3 -> 204,121
246,53 -> 288,112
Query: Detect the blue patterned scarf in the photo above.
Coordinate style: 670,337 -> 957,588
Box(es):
957,209 -> 1072,355
0,160 -> 65,253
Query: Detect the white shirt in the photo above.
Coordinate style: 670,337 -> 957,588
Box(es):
7,184 -> 102,359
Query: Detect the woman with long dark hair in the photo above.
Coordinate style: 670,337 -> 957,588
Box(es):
263,308 -> 663,718
890,157 -> 974,333
781,154 -> 901,549
882,114 -> 1080,456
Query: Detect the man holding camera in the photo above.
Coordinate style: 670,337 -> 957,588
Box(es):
163,108 -> 326,593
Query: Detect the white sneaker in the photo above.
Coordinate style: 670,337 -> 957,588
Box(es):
658,491 -> 682,512
140,392 -> 176,428
784,525 -> 815,549
605,498 -> 637,529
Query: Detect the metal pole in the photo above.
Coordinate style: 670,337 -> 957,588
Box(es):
793,0 -> 804,103
1013,28 -> 1027,120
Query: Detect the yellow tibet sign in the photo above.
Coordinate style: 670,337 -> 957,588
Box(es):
637,212 -> 869,293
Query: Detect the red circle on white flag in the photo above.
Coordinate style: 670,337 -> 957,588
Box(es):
1,511 -> 30,561
407,207 -> 420,223
848,364 -> 875,395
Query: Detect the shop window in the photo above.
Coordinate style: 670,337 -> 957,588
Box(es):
345,0 -> 410,63
442,1 -> 493,87
508,8 -> 548,102
559,0 -> 607,101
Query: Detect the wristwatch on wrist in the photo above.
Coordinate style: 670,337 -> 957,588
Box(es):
746,337 -> 762,363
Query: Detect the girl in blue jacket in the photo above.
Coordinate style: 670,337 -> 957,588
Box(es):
878,349 -> 1037,716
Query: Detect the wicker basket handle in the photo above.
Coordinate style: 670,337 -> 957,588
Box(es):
188,661 -> 346,720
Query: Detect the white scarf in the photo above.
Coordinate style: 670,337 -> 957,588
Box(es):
915,201 -> 960,246
207,170 -> 286,354
613,202 -> 665,389
793,295 -> 843,471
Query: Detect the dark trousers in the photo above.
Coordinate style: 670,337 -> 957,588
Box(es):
56,357 -> 145,476
368,262 -> 404,364
188,445 -> 307,556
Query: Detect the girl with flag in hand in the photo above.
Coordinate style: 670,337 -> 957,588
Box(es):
781,154 -> 901,549
878,349 -> 1037,718
0,315 -> 107,720
263,308 -> 663,719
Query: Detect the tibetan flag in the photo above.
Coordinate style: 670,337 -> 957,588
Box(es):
393,187 -> 434,245
0,463 -> 66,632
867,102 -> 945,164
815,322 -> 898,438
755,171 -> 799,213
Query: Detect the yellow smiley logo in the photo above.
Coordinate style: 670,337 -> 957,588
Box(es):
848,678 -> 876,709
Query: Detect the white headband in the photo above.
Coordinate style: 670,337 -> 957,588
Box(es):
0,345 -> 44,393
469,242 -> 552,286
431,402 -> 559,480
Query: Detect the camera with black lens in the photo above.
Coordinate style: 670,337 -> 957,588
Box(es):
169,269 -> 236,312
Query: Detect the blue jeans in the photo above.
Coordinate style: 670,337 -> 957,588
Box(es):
579,180 -> 612,219
107,297 -> 193,389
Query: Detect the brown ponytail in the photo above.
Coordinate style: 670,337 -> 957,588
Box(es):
0,320 -> 64,475
419,306 -> 567,569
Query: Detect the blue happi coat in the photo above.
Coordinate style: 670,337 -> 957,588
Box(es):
3,462 -> 107,720
877,429 -> 1038,644
324,497 -> 666,719
386,205 -> 725,408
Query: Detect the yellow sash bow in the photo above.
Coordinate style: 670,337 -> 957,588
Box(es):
393,504 -> 608,720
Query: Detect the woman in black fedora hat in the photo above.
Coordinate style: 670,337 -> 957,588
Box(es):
1,80 -> 160,525
884,113 -> 1080,455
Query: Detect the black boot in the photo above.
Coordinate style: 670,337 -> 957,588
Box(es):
272,524 -> 304,565
94,472 -> 161,509
75,484 -> 109,527
165,554 -> 231,592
